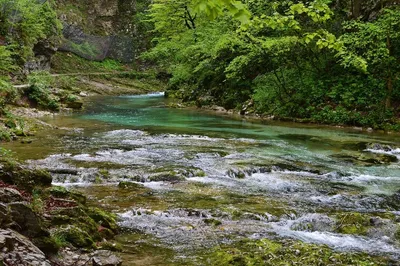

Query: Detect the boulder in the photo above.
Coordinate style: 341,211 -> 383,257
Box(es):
0,229 -> 52,266
92,250 -> 122,266
54,225 -> 95,248
66,100 -> 84,109
0,187 -> 25,203
9,202 -> 48,238
0,162 -> 52,192
0,203 -> 11,228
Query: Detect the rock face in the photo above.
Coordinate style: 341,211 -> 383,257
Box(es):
24,41 -> 58,73
57,0 -> 151,62
0,229 -> 52,266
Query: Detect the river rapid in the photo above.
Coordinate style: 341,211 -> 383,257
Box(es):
3,93 -> 400,265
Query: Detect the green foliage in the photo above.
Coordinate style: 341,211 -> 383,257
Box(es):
92,59 -> 125,71
338,8 -> 400,108
0,80 -> 17,114
51,52 -> 127,74
27,71 -> 59,111
31,189 -> 45,214
145,0 -> 400,129
68,41 -> 100,58
0,147 -> 13,158
0,0 -> 61,79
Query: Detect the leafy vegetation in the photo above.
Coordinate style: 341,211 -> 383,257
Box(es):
0,0 -> 61,80
0,0 -> 61,140
145,0 -> 400,129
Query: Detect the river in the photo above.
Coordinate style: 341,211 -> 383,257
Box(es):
3,93 -> 400,265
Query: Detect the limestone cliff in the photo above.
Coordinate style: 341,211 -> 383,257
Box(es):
56,0 -> 151,63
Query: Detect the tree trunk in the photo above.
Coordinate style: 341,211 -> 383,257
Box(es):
386,75 -> 393,109
385,34 -> 393,109
352,0 -> 361,18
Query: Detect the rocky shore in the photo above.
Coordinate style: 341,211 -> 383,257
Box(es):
0,156 -> 122,266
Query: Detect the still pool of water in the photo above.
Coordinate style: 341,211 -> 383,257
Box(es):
3,93 -> 400,265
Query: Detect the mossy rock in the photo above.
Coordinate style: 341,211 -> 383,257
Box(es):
0,161 -> 52,192
395,225 -> 400,242
49,214 -> 72,226
87,207 -> 118,232
47,186 -> 86,204
65,99 -> 83,110
226,169 -> 246,179
381,190 -> 400,210
97,241 -> 123,252
147,171 -> 185,182
9,202 -> 48,238
335,212 -> 372,235
50,206 -> 87,218
32,236 -> 60,254
331,152 -> 398,166
208,238 -> 392,265
54,225 -> 95,249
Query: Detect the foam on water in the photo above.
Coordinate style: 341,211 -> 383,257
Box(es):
271,223 -> 400,255
120,92 -> 165,98
366,147 -> 400,160
103,129 -> 147,138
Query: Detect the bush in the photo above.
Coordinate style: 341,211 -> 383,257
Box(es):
0,80 -> 18,114
27,72 -> 60,111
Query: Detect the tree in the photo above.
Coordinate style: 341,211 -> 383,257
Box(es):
0,0 -> 61,81
339,8 -> 400,108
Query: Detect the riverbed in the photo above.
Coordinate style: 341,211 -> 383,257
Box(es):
3,93 -> 400,265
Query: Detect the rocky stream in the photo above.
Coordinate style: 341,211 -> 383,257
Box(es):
2,93 -> 400,265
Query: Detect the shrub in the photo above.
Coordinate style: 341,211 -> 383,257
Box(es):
27,72 -> 59,111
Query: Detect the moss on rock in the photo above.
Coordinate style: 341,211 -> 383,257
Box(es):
208,238 -> 392,266
0,161 -> 52,192
87,207 -> 118,233
32,235 -> 61,254
335,212 -> 372,235
54,225 -> 95,249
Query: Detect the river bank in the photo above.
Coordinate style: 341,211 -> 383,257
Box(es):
168,101 -> 400,137
0,155 -> 123,265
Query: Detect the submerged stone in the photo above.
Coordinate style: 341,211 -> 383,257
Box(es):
147,171 -> 185,182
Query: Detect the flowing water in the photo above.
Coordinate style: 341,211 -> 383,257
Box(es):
3,93 -> 400,265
